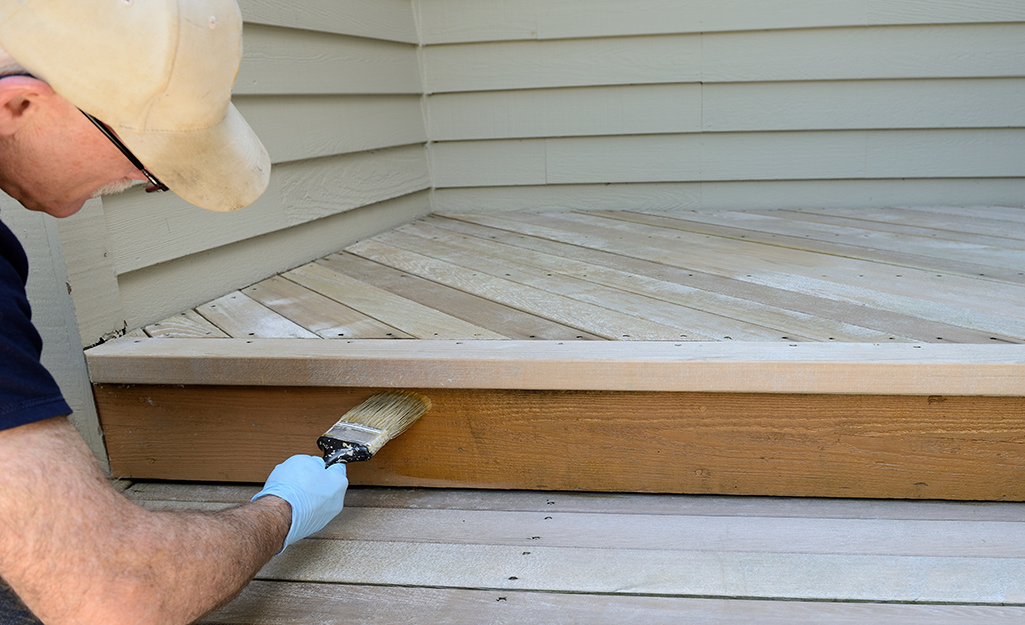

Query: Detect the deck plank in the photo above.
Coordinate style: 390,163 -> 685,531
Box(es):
243,276 -> 411,339
145,309 -> 230,339
147,208 -> 1023,344
348,239 -> 696,340
437,214 -> 1011,343
199,581 -> 1025,625
318,252 -> 601,340
196,292 -> 320,339
125,483 -> 1025,521
376,224 -> 787,340
284,262 -> 507,340
613,209 -> 1025,283
421,216 -> 903,342
793,207 -> 1025,245
116,485 -> 1025,620
461,211 -> 1025,339
771,207 -> 1025,250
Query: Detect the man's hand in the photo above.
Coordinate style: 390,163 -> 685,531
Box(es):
252,455 -> 349,552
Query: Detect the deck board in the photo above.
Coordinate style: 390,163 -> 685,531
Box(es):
120,483 -> 1025,623
141,207 -> 1025,344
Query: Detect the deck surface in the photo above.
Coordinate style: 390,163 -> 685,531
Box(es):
123,481 -> 1025,624
142,207 -> 1025,344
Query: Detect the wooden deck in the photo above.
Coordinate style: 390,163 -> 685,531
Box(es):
85,206 -> 1025,498
122,481 -> 1025,624
141,206 -> 1025,344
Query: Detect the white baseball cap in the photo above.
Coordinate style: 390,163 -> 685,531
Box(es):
0,0 -> 270,212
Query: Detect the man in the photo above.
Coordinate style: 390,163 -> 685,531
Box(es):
0,1 -> 349,623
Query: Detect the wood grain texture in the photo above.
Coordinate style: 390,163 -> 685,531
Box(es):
243,276 -> 411,339
196,292 -> 320,339
95,385 -> 1025,500
432,215 -> 1005,343
125,482 -> 1025,522
85,339 -> 1025,396
145,310 -> 230,339
199,580 -> 1025,624
284,263 -> 506,339
397,218 -> 902,342
459,212 -> 1025,338
318,252 -> 603,340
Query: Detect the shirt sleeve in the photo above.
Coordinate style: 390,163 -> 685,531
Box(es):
0,218 -> 72,430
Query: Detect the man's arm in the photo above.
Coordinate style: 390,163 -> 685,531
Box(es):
0,416 -> 297,624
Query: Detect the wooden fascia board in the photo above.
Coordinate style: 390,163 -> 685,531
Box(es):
85,339 -> 1025,396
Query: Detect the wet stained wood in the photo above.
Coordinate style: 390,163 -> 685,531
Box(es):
95,384 -> 1025,500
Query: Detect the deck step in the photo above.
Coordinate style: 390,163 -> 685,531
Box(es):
86,209 -> 1025,499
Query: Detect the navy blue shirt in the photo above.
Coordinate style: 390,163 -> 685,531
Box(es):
0,214 -> 72,430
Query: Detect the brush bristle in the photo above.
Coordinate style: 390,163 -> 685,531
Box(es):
342,391 -> 431,438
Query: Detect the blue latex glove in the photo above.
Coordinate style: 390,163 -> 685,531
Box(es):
252,454 -> 348,553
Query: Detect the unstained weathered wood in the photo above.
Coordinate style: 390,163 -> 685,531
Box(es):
199,580 -> 1025,624
317,252 -> 602,340
243,276 -> 410,339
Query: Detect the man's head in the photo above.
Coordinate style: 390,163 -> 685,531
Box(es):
0,0 -> 270,217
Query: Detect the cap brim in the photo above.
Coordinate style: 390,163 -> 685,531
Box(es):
117,103 -> 271,212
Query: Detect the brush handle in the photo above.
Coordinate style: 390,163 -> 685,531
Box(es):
318,436 -> 373,466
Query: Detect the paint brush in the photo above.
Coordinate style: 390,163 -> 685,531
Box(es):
317,391 -> 431,467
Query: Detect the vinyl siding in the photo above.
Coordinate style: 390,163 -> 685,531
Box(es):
419,0 -> 1025,212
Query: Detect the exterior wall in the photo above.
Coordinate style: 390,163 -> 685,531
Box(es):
61,0 -> 430,346
3,197 -> 107,468
418,0 -> 1025,212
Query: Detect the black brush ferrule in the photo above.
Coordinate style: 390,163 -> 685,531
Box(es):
318,436 -> 374,466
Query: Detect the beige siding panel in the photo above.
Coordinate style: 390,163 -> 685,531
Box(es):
430,140 -> 547,187
433,180 -> 1025,213
429,79 -> 1025,141
237,24 -> 421,95
423,24 -> 1025,93
429,85 -> 703,140
431,130 -> 1025,188
701,78 -> 1025,133
418,0 -> 1025,44
235,95 -> 426,162
117,192 -> 431,330
240,0 -> 417,43
56,199 -> 127,347
106,144 -> 429,274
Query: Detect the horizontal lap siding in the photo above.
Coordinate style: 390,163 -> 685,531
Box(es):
419,0 -> 1025,212
98,1 -> 429,332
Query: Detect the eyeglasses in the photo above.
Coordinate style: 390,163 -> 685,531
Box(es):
80,110 -> 169,193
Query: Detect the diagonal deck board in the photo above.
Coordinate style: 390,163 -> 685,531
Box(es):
451,211 -> 1025,339
243,276 -> 412,339
318,252 -> 601,340
137,208 -> 1024,344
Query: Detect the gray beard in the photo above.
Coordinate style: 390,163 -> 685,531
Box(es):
91,177 -> 143,198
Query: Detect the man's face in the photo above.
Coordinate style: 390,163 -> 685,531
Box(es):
0,76 -> 150,217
